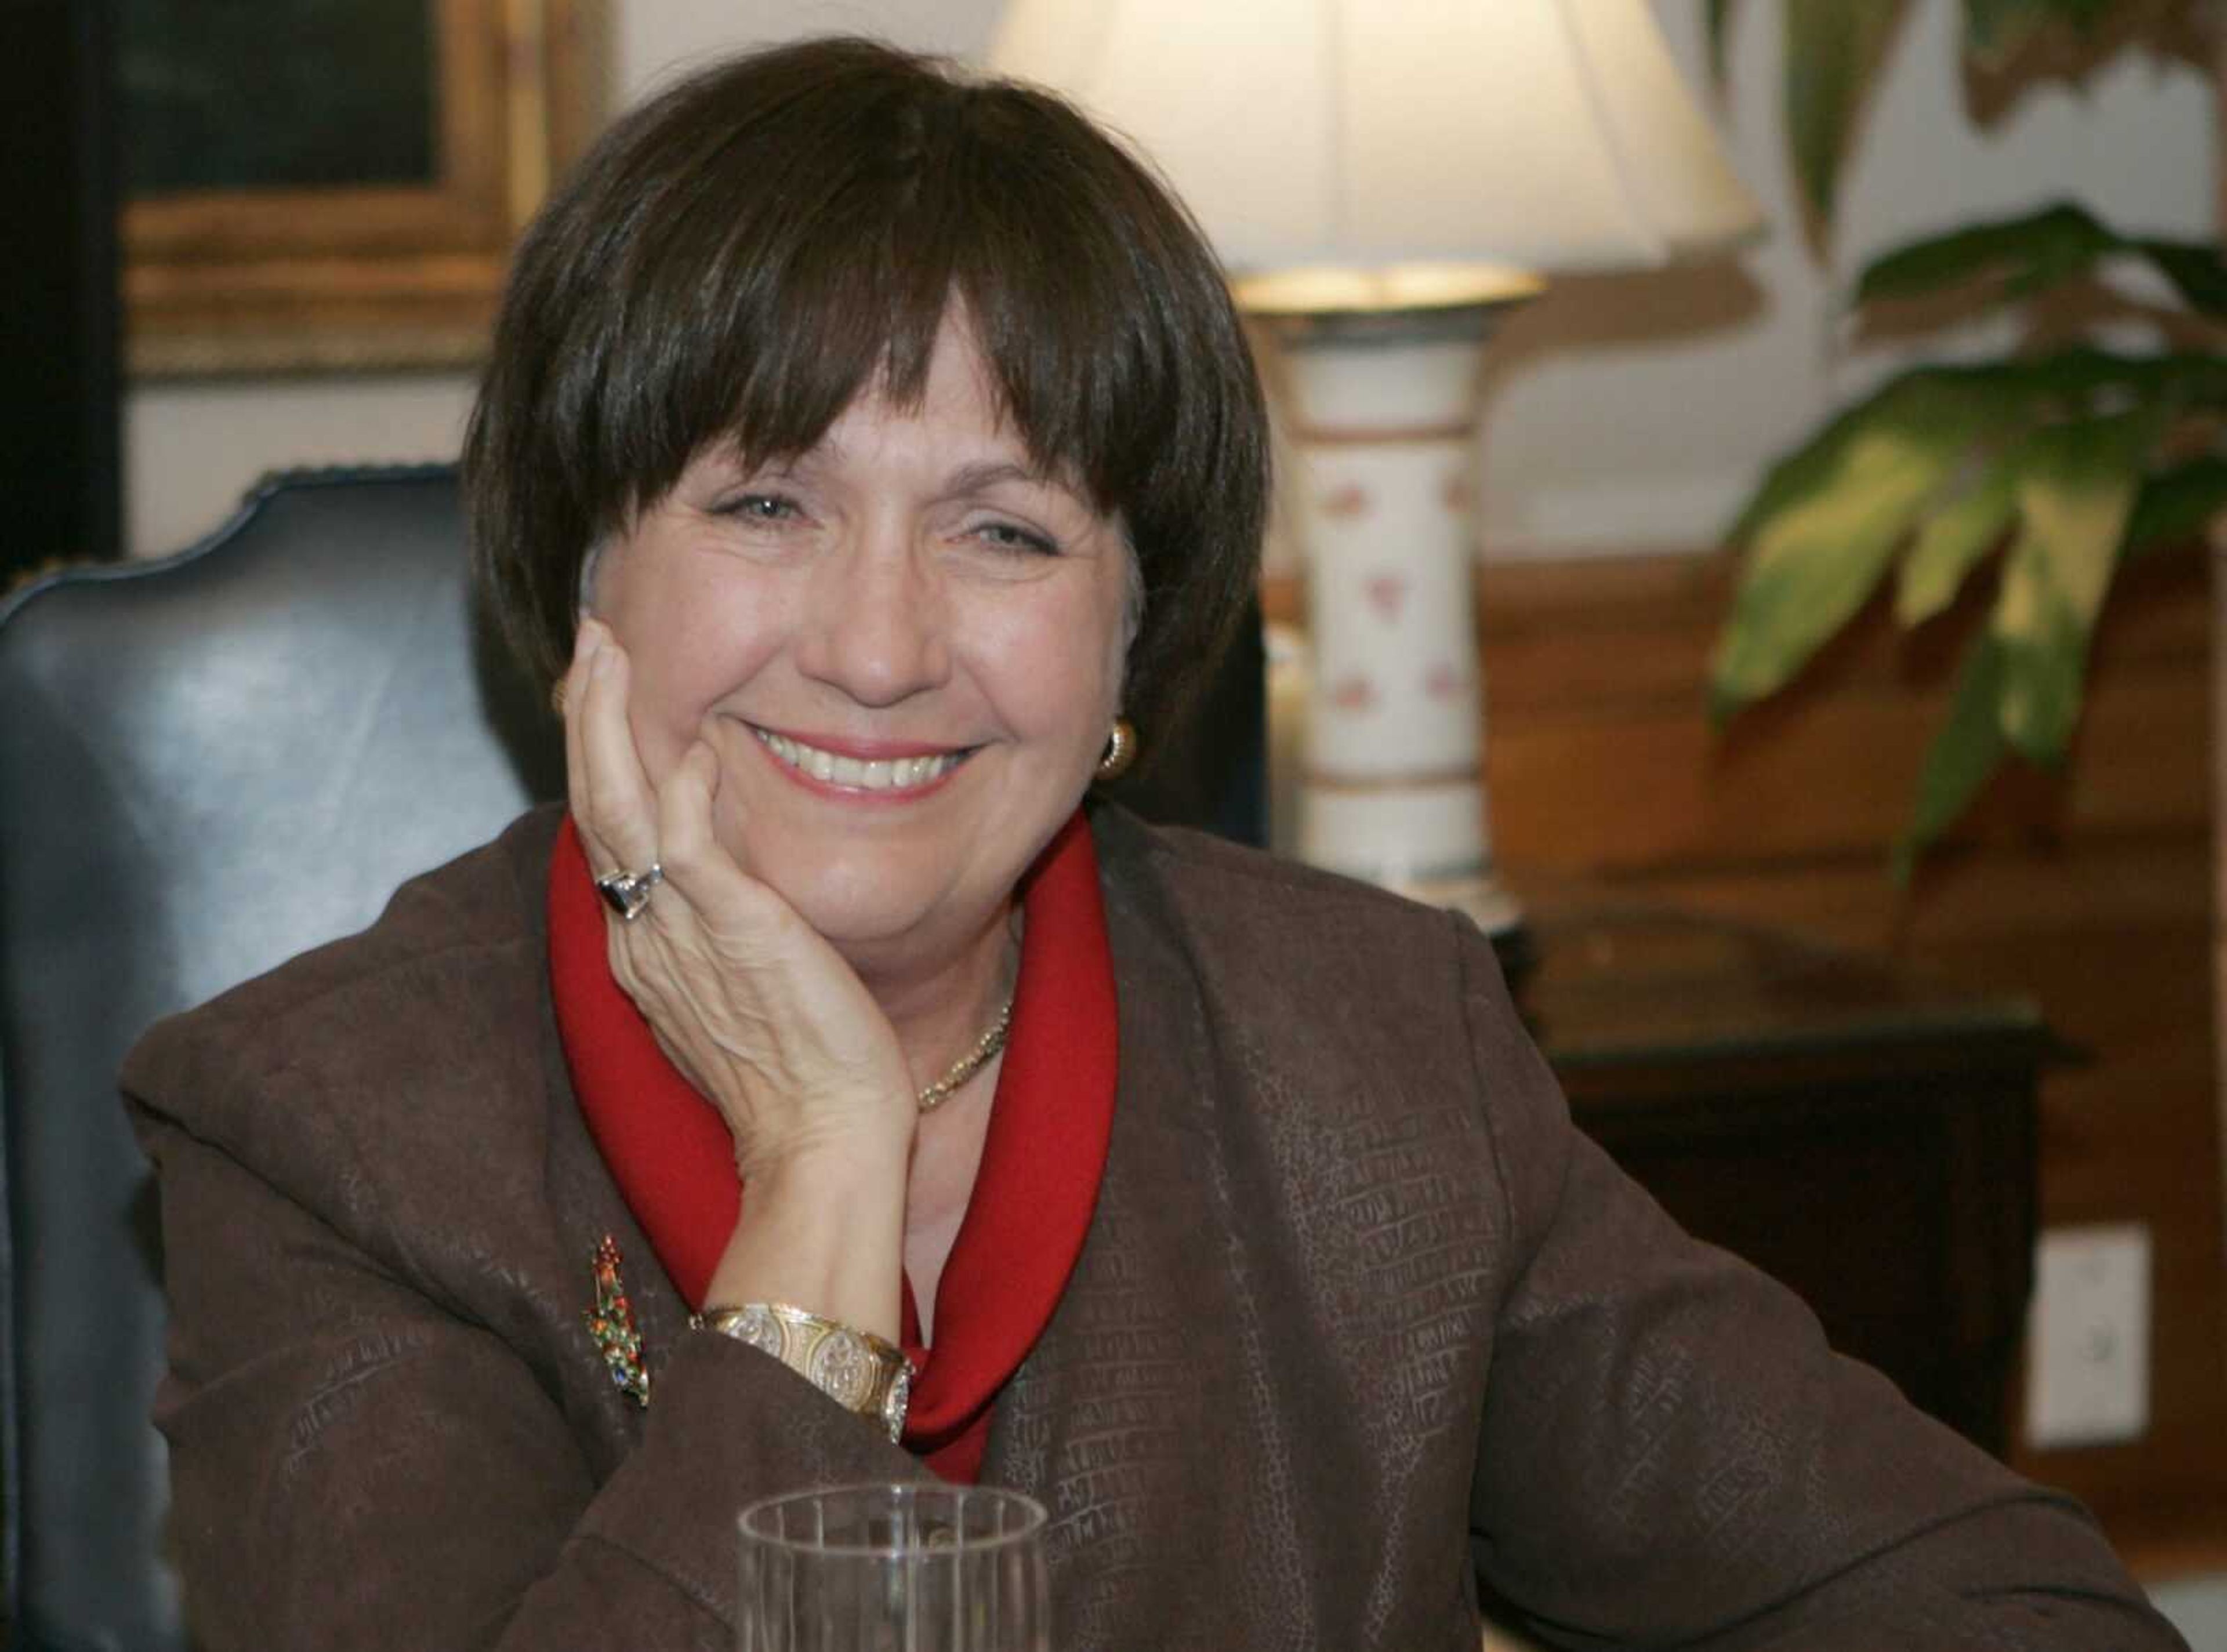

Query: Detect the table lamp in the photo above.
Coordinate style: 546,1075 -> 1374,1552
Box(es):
988,1 -> 1762,954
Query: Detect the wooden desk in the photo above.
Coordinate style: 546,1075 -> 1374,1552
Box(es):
1517,899 -> 2048,1457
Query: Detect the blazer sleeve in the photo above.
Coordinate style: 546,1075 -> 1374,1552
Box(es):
1452,924 -> 2184,1652
127,1081 -> 923,1652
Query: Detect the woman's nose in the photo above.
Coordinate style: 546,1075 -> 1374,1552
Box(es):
794,535 -> 951,706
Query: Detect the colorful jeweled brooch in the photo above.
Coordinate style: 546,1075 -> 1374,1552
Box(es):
584,1233 -> 651,1407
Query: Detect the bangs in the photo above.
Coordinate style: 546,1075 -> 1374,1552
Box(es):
565,70 -> 1209,533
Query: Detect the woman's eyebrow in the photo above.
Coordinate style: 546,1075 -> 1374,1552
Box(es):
944,459 -> 1058,496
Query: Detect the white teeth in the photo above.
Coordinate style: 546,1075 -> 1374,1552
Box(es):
752,729 -> 963,791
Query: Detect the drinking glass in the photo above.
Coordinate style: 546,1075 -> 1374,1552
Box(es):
737,1482 -> 1050,1652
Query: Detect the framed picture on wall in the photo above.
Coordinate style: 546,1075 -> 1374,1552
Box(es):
122,0 -> 606,376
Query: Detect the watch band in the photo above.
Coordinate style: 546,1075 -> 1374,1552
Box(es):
691,1301 -> 914,1442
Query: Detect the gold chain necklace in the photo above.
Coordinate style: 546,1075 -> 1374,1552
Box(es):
915,996 -> 1015,1114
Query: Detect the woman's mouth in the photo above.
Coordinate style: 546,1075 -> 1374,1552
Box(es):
750,728 -> 970,792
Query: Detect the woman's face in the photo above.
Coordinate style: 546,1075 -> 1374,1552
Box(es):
590,315 -> 1133,978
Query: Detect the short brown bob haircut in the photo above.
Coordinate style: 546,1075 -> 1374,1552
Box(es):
464,35 -> 1270,737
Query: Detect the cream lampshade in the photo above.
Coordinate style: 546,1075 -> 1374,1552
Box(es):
989,1 -> 1763,947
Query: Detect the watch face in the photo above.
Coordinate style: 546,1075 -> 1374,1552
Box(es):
882,1363 -> 913,1441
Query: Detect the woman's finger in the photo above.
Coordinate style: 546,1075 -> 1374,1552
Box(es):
560,624 -> 597,858
655,740 -> 734,898
571,620 -> 661,877
652,739 -> 778,936
653,739 -> 719,885
561,620 -> 628,877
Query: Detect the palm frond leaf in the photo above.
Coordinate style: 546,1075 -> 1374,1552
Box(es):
1894,631 -> 2010,882
1896,447 -> 2021,627
1784,1 -> 1905,226
1989,411 -> 2153,764
1711,372 -> 2014,718
1855,203 -> 2227,318
1706,0 -> 1736,86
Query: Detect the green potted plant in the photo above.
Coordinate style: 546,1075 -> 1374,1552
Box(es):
1703,0 -> 2226,876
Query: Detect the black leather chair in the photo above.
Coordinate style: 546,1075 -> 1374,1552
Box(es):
0,464 -> 1264,1649
0,467 -> 563,1650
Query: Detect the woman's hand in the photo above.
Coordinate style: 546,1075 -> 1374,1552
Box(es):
561,619 -> 917,1183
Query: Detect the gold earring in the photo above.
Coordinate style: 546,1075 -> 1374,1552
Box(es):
549,677 -> 569,716
1096,718 -> 1137,782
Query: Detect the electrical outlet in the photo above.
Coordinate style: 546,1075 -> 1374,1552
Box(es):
2026,1224 -> 2151,1448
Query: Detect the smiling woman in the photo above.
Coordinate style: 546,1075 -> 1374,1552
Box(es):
118,32 -> 2187,1652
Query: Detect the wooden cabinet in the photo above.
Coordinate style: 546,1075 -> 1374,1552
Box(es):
1519,899 -> 2046,1457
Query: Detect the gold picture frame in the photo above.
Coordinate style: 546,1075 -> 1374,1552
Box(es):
124,0 -> 605,377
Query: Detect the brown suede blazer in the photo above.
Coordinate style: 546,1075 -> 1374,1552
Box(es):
124,805 -> 2181,1651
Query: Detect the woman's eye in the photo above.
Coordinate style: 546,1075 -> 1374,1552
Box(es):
721,492 -> 802,524
973,520 -> 1058,555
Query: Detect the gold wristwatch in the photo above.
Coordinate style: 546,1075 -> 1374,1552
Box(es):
692,1302 -> 914,1442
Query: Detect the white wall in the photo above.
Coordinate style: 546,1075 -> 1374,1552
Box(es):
123,0 -> 2215,562
126,375 -> 480,558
